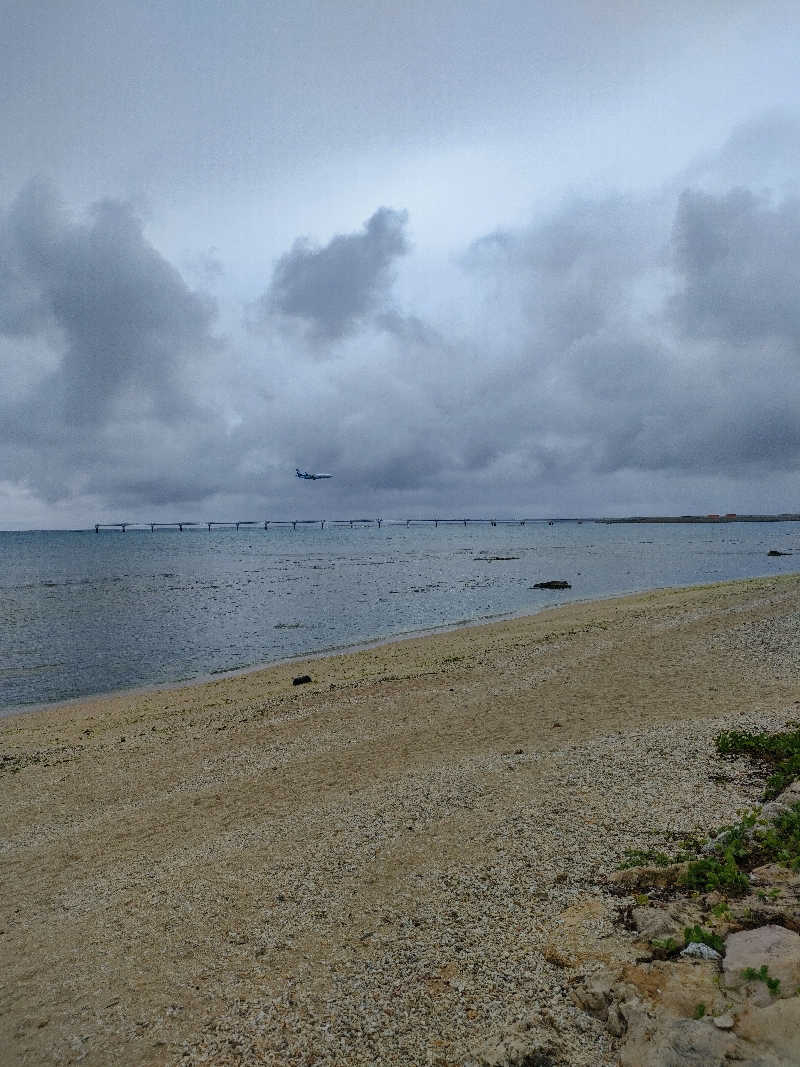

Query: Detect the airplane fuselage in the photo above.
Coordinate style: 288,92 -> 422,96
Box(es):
296,469 -> 332,480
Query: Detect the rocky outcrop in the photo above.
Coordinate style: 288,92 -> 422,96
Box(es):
532,580 -> 571,590
608,861 -> 690,892
571,777 -> 800,1064
574,945 -> 800,1066
723,925 -> 800,1001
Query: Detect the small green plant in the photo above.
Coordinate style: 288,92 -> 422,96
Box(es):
683,851 -> 750,895
757,887 -> 782,902
634,893 -> 649,907
757,804 -> 800,870
742,964 -> 781,995
711,899 -> 731,918
651,937 -> 679,954
716,726 -> 800,799
684,925 -> 724,954
693,1003 -> 707,1019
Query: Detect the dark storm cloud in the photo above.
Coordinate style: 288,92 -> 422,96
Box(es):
5,113 -> 800,524
457,149 -> 800,490
672,186 -> 800,345
257,207 -> 409,341
0,181 -> 241,510
1,181 -> 218,425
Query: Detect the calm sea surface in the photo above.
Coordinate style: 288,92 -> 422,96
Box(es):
1,522 -> 798,711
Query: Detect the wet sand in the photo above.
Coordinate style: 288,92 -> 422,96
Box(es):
3,575 -> 800,1065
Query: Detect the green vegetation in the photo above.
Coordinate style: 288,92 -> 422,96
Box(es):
693,1003 -> 707,1019
648,938 -> 678,964
681,801 -> 800,891
757,887 -> 781,902
620,848 -> 673,869
742,965 -> 781,995
684,925 -> 724,953
757,804 -> 800,870
682,813 -> 756,894
617,726 -> 800,897
716,726 -> 800,799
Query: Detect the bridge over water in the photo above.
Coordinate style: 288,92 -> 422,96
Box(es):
93,517 -> 555,532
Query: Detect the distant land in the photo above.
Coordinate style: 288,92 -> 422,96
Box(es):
594,514 -> 800,523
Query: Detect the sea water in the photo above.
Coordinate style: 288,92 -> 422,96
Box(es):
1,521 -> 798,711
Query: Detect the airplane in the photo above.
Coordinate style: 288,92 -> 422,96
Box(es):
296,468 -> 333,480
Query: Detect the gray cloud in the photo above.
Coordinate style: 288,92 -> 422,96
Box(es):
2,181 -> 219,426
256,207 -> 409,341
5,112 -> 800,524
0,182 -> 240,510
672,186 -> 800,345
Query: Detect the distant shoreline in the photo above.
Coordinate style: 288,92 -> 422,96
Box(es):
594,513 -> 800,523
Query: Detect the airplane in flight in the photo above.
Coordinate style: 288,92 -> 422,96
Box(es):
296,468 -> 333,480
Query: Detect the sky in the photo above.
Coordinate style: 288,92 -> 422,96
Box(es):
3,0 -> 800,527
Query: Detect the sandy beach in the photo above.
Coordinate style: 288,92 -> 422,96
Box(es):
3,574 -> 800,1065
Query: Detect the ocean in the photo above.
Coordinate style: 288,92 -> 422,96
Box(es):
1,521 -> 797,711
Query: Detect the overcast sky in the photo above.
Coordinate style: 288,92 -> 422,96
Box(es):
3,0 -> 800,527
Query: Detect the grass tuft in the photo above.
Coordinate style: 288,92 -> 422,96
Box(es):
716,726 -> 800,799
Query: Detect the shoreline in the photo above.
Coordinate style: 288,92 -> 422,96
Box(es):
2,574 -> 790,722
3,573 -> 800,1065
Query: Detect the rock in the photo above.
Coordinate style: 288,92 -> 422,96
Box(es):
609,862 -> 690,891
570,970 -> 615,1020
748,863 -> 800,888
712,1014 -> 734,1029
466,1013 -> 562,1067
723,925 -> 800,999
775,780 -> 800,807
292,675 -> 312,686
619,1017 -> 738,1067
629,903 -> 701,945
605,1003 -> 626,1037
532,580 -> 571,589
735,996 -> 800,1062
767,549 -> 791,556
630,905 -> 682,942
728,890 -> 800,936
622,959 -> 725,1021
681,942 -> 721,961
760,800 -> 793,820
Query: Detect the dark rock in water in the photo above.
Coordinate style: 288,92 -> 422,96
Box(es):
532,580 -> 571,589
292,675 -> 312,686
768,549 -> 791,556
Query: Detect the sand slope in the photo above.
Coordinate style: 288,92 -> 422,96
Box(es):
2,575 -> 800,1065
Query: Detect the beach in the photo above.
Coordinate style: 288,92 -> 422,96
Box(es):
3,574 -> 800,1065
